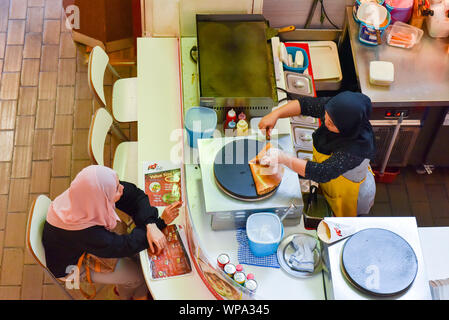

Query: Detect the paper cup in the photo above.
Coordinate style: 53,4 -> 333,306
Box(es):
317,219 -> 357,244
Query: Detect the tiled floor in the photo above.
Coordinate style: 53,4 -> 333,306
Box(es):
0,0 -> 448,301
0,0 -> 136,300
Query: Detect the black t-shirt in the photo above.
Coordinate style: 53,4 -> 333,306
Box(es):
298,96 -> 366,183
42,181 -> 167,278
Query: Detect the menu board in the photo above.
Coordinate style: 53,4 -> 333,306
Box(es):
143,161 -> 182,207
148,224 -> 192,280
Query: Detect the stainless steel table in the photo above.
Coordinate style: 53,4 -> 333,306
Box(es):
346,7 -> 449,108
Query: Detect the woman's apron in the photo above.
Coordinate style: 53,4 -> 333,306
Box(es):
312,147 -> 375,217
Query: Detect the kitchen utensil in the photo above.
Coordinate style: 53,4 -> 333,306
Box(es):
293,126 -> 314,151
277,233 -> 322,278
246,212 -> 284,257
266,25 -> 296,39
341,228 -> 418,296
303,185 -> 333,230
284,72 -> 314,96
185,107 -> 217,148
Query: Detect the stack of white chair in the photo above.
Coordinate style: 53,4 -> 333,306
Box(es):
87,46 -> 138,185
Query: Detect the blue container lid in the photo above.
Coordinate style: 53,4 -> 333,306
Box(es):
185,107 -> 217,133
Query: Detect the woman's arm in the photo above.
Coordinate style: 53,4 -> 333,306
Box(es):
115,181 -> 167,230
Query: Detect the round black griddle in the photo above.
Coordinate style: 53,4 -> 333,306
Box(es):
341,228 -> 418,297
213,138 -> 279,201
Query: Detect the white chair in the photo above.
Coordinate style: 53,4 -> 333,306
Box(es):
26,195 -> 74,300
88,46 -> 138,123
88,107 -> 138,185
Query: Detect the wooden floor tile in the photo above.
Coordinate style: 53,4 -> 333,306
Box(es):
32,129 -> 52,160
11,146 -> 33,178
15,116 -> 35,146
59,32 -> 76,58
30,161 -> 51,193
75,72 -> 91,99
52,145 -> 71,177
0,72 -> 20,100
43,19 -> 60,45
49,176 -> 70,200
4,212 -> 27,247
0,163 -> 11,195
23,33 -> 42,59
28,0 -> 45,7
427,184 -> 449,218
42,284 -> 70,300
4,45 -> 23,72
0,131 -> 14,161
8,179 -> 30,212
0,286 -> 21,300
56,86 -> 74,114
38,71 -> 57,100
44,0 -> 62,19
9,0 -> 28,19
0,248 -> 24,285
0,100 -> 17,129
26,7 -> 44,33
40,45 -> 59,71
74,99 -> 93,129
35,100 -> 55,128
0,195 -> 7,229
75,46 -> 88,73
387,184 -> 412,216
0,1 -> 8,33
17,87 -> 38,115
6,20 -> 25,45
0,33 -> 5,59
21,59 -> 40,86
72,129 -> 89,160
21,264 -> 44,300
57,58 -> 76,86
52,114 -> 73,145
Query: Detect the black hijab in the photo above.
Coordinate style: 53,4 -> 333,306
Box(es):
313,91 -> 376,160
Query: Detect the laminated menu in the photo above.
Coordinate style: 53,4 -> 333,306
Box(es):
148,224 -> 192,280
143,161 -> 182,207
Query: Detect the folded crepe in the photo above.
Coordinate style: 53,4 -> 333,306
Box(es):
249,143 -> 284,196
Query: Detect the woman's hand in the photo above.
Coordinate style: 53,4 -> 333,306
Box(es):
260,147 -> 289,167
258,111 -> 279,139
161,201 -> 182,225
146,223 -> 168,255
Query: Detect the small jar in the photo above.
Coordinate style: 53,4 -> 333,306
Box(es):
236,119 -> 248,136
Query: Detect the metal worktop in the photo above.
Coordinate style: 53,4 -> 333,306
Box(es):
346,7 -> 449,108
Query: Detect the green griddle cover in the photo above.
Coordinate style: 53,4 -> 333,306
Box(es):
196,15 -> 276,101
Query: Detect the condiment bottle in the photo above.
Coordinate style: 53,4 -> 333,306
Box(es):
224,109 -> 237,130
226,120 -> 236,137
238,112 -> 246,121
246,273 -> 255,280
236,119 -> 248,136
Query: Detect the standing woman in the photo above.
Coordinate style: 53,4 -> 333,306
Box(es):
42,165 -> 181,300
259,91 -> 376,217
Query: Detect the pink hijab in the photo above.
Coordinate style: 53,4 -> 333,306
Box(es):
47,165 -> 121,231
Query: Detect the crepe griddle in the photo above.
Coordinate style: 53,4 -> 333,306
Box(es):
213,138 -> 278,201
341,228 -> 418,297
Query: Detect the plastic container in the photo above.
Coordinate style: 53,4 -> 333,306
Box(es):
185,107 -> 217,148
246,213 -> 284,257
384,0 -> 414,24
369,60 -> 395,86
426,1 -> 449,38
386,21 -> 424,48
357,3 -> 391,46
282,47 -> 309,73
353,0 -> 387,23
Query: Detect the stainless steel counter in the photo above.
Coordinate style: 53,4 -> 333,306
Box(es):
346,7 -> 449,108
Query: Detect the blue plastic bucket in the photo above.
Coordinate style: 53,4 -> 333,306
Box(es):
358,10 -> 391,46
246,213 -> 284,257
185,107 -> 217,148
282,47 -> 309,74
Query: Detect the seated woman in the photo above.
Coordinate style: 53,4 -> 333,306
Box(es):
42,165 -> 181,300
259,91 -> 376,217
